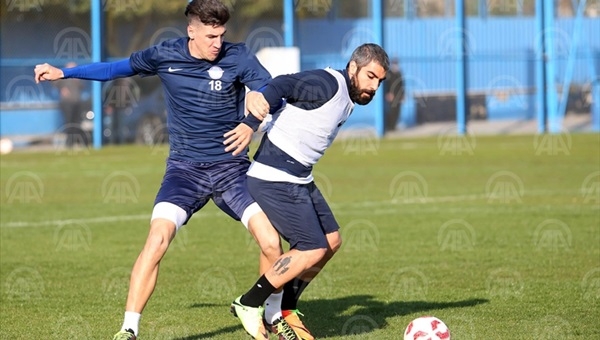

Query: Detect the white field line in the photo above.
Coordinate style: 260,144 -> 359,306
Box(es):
0,194 -> 486,228
0,190 -> 586,228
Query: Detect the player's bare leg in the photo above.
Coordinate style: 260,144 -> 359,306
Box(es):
232,248 -> 326,339
247,211 -> 283,274
114,218 -> 177,339
246,211 -> 296,338
280,231 -> 342,340
296,231 -> 341,282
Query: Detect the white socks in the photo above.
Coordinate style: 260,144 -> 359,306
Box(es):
121,311 -> 141,336
264,291 -> 283,324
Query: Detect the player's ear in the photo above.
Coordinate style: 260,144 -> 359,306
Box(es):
187,24 -> 194,40
348,61 -> 358,78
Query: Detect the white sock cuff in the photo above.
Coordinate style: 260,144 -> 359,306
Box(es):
241,202 -> 263,229
122,311 -> 141,335
264,291 -> 284,324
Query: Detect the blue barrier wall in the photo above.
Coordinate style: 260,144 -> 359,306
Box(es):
297,17 -> 599,127
1,15 -> 598,137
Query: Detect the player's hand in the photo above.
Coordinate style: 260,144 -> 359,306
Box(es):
246,91 -> 269,121
34,63 -> 64,84
224,123 -> 253,156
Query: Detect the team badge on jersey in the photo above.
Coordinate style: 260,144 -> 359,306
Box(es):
208,66 -> 224,80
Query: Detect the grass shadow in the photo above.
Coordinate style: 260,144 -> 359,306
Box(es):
301,295 -> 488,337
175,295 -> 488,339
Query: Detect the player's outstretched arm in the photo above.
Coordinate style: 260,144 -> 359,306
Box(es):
35,59 -> 135,84
34,63 -> 64,84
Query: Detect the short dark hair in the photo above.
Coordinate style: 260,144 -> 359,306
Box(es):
185,0 -> 230,26
347,43 -> 390,73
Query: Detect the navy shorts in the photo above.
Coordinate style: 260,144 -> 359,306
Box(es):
155,157 -> 255,225
247,177 -> 340,251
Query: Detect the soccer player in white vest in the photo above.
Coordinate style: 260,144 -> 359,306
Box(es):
229,43 -> 389,340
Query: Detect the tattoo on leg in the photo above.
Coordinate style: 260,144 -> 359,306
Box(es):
273,256 -> 291,275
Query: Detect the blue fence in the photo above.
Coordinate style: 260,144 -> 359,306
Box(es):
297,17 -> 599,128
1,9 -> 599,143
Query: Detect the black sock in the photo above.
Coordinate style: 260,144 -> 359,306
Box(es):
240,275 -> 276,307
281,278 -> 310,310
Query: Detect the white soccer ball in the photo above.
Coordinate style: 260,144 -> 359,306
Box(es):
404,316 -> 451,340
0,138 -> 14,155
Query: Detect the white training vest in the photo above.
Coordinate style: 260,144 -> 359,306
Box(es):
247,68 -> 354,184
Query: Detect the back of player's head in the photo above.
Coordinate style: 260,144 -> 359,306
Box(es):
185,0 -> 230,26
347,43 -> 390,73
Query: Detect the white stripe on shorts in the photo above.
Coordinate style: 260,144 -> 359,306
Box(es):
241,202 -> 262,229
151,202 -> 188,231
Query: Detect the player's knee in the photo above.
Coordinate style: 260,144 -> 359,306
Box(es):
327,232 -> 342,254
304,247 -> 328,267
145,220 -> 176,255
247,213 -> 283,259
260,236 -> 282,260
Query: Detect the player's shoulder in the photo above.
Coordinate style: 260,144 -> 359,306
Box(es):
297,69 -> 338,85
154,37 -> 187,49
221,41 -> 253,57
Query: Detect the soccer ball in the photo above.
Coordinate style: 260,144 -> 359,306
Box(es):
404,316 -> 451,340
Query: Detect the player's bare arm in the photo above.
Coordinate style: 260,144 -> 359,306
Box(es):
34,63 -> 64,83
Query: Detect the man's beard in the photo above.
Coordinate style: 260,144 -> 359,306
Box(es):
349,74 -> 375,105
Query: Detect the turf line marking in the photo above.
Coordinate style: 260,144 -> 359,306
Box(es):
0,193 -> 490,228
330,193 -> 488,208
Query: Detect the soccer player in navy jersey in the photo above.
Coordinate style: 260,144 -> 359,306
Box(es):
34,1 -> 298,339
229,43 -> 389,340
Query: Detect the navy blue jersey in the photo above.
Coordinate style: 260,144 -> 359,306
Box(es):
129,38 -> 271,162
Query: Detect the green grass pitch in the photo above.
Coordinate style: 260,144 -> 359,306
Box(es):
1,133 -> 599,339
